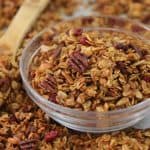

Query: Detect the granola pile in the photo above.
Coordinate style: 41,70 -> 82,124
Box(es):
29,29 -> 150,111
0,0 -> 150,149
95,0 -> 150,25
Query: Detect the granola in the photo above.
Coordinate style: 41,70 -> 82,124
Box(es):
95,0 -> 150,25
29,29 -> 150,111
0,0 -> 150,149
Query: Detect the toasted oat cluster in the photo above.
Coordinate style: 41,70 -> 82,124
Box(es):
29,29 -> 150,111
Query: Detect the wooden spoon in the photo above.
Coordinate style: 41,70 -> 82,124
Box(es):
0,0 -> 49,66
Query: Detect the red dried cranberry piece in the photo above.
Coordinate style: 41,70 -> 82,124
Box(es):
143,76 -> 150,82
73,28 -> 83,36
79,37 -> 91,46
48,93 -> 57,103
44,130 -> 58,143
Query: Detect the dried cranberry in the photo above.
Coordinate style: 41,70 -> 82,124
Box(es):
143,76 -> 150,82
48,93 -> 57,103
79,37 -> 91,46
73,28 -> 83,36
44,130 -> 58,143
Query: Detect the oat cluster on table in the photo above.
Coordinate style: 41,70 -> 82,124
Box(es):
0,0 -> 150,149
29,29 -> 150,111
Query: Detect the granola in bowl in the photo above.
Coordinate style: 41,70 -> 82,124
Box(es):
29,28 -> 150,112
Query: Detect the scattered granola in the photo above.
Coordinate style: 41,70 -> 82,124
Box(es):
0,0 -> 150,149
44,130 -> 59,143
29,29 -> 150,111
95,0 -> 150,25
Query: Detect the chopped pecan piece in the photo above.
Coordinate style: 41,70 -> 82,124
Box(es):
39,74 -> 57,94
127,44 -> 143,57
68,51 -> 89,73
9,114 -> 19,123
115,43 -> 143,57
19,139 -> 38,150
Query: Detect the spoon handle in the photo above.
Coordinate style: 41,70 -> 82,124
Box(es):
0,0 -> 49,54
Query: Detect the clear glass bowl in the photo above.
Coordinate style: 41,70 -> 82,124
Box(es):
20,15 -> 150,133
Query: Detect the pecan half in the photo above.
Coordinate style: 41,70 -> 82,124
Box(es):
39,74 -> 57,94
68,51 -> 89,73
19,139 -> 38,150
